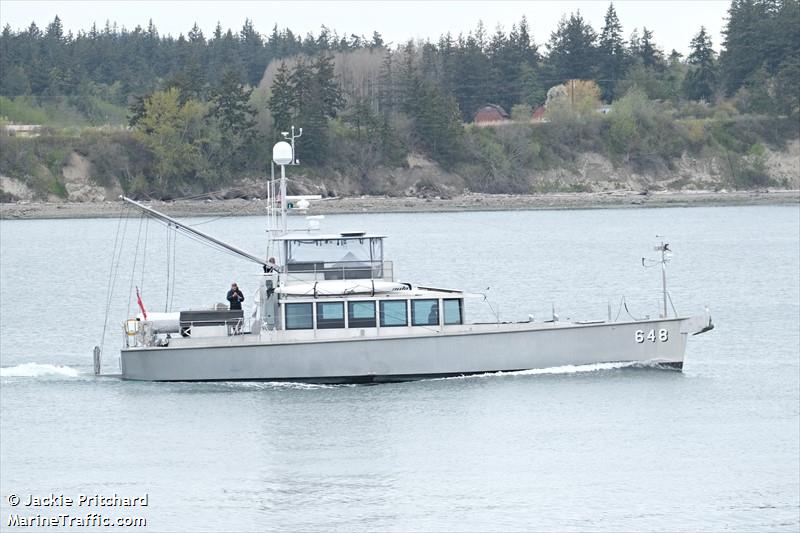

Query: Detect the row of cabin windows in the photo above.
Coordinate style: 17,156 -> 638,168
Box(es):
284,299 -> 463,330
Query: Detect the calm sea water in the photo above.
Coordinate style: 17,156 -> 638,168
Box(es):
1,205 -> 798,532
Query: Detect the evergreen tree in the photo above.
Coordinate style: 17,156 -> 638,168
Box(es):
546,12 -> 598,81
720,0 -> 800,98
211,68 -> 256,137
280,55 -> 344,165
294,80 -> 328,166
638,28 -> 663,70
487,26 -> 516,110
683,26 -> 717,102
312,53 -> 344,118
517,15 -> 539,67
210,68 -> 257,170
188,23 -> 205,45
377,48 -> 395,115
398,41 -> 422,116
239,19 -> 266,86
412,80 -> 464,166
421,41 -> 440,84
453,29 -> 492,120
597,3 -> 626,101
437,32 -> 456,96
268,62 -> 294,136
370,31 -> 384,49
44,15 -> 64,41
166,59 -> 206,103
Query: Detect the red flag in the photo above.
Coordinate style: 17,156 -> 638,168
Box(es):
135,286 -> 148,320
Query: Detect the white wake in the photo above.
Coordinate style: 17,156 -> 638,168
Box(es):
509,361 -> 641,375
432,361 -> 645,381
0,363 -> 81,378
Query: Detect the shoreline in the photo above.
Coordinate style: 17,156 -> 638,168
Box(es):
1,190 -> 798,220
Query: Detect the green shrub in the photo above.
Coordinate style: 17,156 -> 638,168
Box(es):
0,96 -> 49,124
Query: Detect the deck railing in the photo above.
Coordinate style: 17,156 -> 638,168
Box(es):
123,315 -> 249,347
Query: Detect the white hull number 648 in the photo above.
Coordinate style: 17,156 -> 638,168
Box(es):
635,328 -> 668,343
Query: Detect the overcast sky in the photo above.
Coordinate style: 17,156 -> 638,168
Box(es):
2,1 -> 730,55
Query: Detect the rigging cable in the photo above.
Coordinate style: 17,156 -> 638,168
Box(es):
169,230 -> 178,311
131,210 -> 262,265
623,298 -> 644,321
100,208 -> 131,358
188,216 -> 226,226
164,224 -> 171,312
614,296 -> 624,322
667,291 -> 678,318
127,214 -> 145,317
140,216 -> 149,293
144,215 -> 259,264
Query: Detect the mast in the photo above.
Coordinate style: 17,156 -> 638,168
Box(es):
655,239 -> 670,318
274,126 -> 303,236
272,125 -> 302,267
661,242 -> 668,318
643,238 -> 671,318
280,163 -> 287,234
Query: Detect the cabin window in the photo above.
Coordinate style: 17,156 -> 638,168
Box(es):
412,299 -> 439,326
285,303 -> 313,330
443,299 -> 463,325
348,301 -> 376,328
316,302 -> 345,329
380,300 -> 407,327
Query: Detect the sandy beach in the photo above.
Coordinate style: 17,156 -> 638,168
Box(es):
1,190 -> 798,220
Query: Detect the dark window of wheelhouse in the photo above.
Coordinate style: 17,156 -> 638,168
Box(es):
316,302 -> 345,329
443,298 -> 463,325
285,303 -> 313,330
411,299 -> 439,326
348,301 -> 376,328
380,300 -> 407,327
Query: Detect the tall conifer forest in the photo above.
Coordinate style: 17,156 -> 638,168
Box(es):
1,1 -> 798,199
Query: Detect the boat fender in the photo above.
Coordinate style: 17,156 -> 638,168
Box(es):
125,318 -> 141,336
93,346 -> 101,375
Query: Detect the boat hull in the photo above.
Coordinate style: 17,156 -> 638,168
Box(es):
118,316 -> 710,382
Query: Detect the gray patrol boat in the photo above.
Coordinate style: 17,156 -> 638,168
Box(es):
95,136 -> 713,383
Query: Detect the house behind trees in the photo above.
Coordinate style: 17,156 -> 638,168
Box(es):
472,104 -> 509,124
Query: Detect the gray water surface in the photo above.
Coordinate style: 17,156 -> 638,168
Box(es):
1,206 -> 798,531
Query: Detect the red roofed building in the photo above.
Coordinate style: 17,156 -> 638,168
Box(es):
473,104 -> 509,124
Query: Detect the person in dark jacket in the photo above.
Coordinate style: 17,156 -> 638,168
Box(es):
227,283 -> 244,310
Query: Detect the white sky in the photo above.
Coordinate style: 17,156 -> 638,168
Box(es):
1,1 -> 730,55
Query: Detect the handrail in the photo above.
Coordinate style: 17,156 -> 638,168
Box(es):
123,317 -> 250,347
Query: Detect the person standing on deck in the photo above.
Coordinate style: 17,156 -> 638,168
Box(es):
227,283 -> 244,310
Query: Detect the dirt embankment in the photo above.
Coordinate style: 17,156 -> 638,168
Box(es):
1,141 -> 798,219
1,190 -> 797,220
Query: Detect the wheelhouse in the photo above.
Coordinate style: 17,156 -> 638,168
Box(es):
257,231 -> 466,337
274,231 -> 392,281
